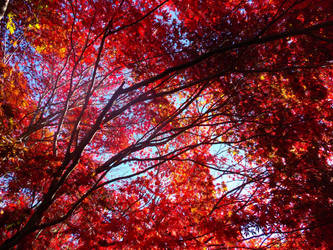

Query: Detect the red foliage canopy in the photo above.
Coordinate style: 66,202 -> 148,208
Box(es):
0,0 -> 332,248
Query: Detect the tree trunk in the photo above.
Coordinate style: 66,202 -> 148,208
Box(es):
0,0 -> 10,21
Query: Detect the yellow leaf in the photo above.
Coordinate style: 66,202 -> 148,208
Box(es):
6,13 -> 16,34
36,45 -> 46,53
13,41 -> 18,47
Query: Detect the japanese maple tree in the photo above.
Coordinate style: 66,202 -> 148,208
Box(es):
0,0 -> 332,248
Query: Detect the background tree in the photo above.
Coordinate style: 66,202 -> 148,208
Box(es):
0,0 -> 332,248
